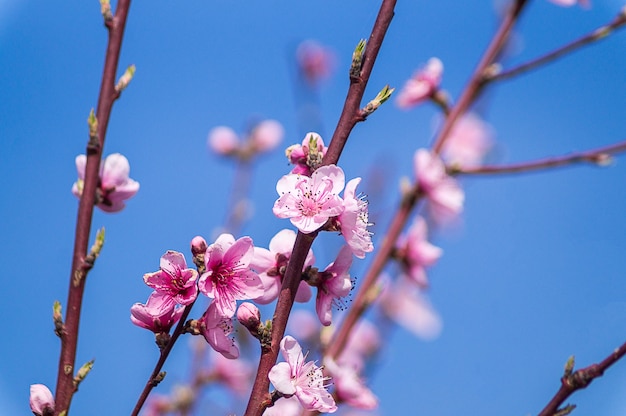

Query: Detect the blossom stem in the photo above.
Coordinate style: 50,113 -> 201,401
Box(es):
537,340 -> 626,416
452,139 -> 626,176
487,9 -> 626,83
243,2 -> 397,415
431,0 -> 529,155
54,1 -> 132,414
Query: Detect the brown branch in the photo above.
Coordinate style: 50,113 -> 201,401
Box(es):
431,0 -> 529,154
53,1 -> 132,414
538,341 -> 626,416
243,2 -> 397,415
488,9 -> 626,83
454,140 -> 626,176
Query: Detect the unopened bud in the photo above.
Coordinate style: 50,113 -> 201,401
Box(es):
87,109 -> 98,148
73,359 -> 94,387
29,384 -> 55,416
350,39 -> 367,79
99,0 -> 113,21
190,236 -> 208,272
53,301 -> 64,337
115,64 -> 136,93
237,302 -> 261,336
592,153 -> 613,166
362,85 -> 395,117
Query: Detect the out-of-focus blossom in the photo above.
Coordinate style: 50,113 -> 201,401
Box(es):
548,0 -> 590,7
250,119 -> 284,153
72,153 -> 140,213
263,396 -> 302,416
201,301 -> 239,359
207,126 -> 240,155
380,278 -> 443,340
396,216 -> 442,287
316,245 -> 353,326
285,132 -> 328,176
296,40 -> 335,85
143,394 -> 171,416
442,113 -> 494,167
251,229 -> 314,304
414,149 -> 464,224
273,164 -> 345,233
339,319 -> 381,369
29,384 -> 55,416
130,291 -> 184,333
269,336 -> 337,413
396,58 -> 443,109
287,309 -> 321,343
324,358 -> 378,410
143,251 -> 199,305
337,177 -> 373,259
198,234 -> 264,317
210,349 -> 254,395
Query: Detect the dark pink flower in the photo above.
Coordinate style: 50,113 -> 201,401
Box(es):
198,234 -> 264,317
143,251 -> 199,305
29,384 -> 55,416
396,58 -> 443,109
338,177 -> 373,259
130,291 -> 184,333
72,153 -> 140,213
397,216 -> 442,287
285,132 -> 328,176
201,301 -> 239,359
316,245 -> 353,326
269,336 -> 337,413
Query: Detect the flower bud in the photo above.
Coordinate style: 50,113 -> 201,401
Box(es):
208,126 -> 239,156
250,120 -> 284,153
190,236 -> 208,257
29,384 -> 55,416
237,302 -> 261,335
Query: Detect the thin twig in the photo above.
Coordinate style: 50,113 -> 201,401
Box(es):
242,2 -> 397,415
54,1 -> 132,414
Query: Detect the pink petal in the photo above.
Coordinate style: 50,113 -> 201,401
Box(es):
268,362 -> 296,395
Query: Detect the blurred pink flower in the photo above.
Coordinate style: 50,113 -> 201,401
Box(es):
286,132 -> 328,176
338,177 -> 373,259
130,291 -> 184,333
210,347 -> 254,394
143,251 -> 199,305
269,335 -> 337,413
250,119 -> 284,153
442,113 -> 494,167
296,40 -> 335,85
338,318 -> 381,371
548,0 -> 590,7
207,126 -> 240,155
287,309 -> 321,342
273,164 -> 345,233
201,301 -> 239,359
324,358 -> 378,410
198,234 -> 264,317
251,229 -> 314,304
396,57 -> 443,109
263,396 -> 302,416
316,245 -> 353,326
397,216 -> 442,287
414,149 -> 464,223
29,384 -> 55,416
72,153 -> 140,213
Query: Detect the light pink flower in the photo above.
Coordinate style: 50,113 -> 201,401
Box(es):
29,384 -> 55,416
143,251 -> 199,305
324,358 -> 378,410
397,216 -> 442,287
250,119 -> 284,153
198,234 -> 264,317
210,350 -> 254,396
273,165 -> 345,233
339,319 -> 381,370
269,336 -> 337,413
338,177 -> 373,259
396,57 -> 443,109
201,301 -> 239,359
263,396 -> 302,416
414,149 -> 464,223
285,132 -> 328,176
207,126 -> 240,155
316,245 -> 353,326
251,229 -> 314,304
72,153 -> 140,213
442,113 -> 494,167
548,0 -> 590,7
130,291 -> 184,333
296,40 -> 335,85
287,309 -> 321,343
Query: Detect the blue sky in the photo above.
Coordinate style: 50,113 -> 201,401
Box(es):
2,1 -> 626,415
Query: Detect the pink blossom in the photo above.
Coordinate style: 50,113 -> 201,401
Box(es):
251,229 -> 314,304
130,291 -> 184,333
397,216 -> 442,287
340,319 -> 381,369
207,126 -> 239,155
201,301 -> 239,359
72,153 -> 140,213
324,358 -> 378,410
442,113 -> 494,167
414,149 -> 464,223
198,233 -> 264,317
263,396 -> 302,416
296,40 -> 335,85
285,132 -> 328,176
287,309 -> 321,343
396,58 -> 443,109
316,245 -> 353,326
143,251 -> 199,305
250,119 -> 284,153
273,165 -> 345,233
29,384 -> 55,416
268,335 -> 337,413
338,177 -> 373,259
548,0 -> 590,7
210,350 -> 254,396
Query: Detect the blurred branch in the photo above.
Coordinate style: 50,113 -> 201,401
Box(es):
54,1 -> 132,414
243,1 -> 398,415
538,341 -> 626,416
